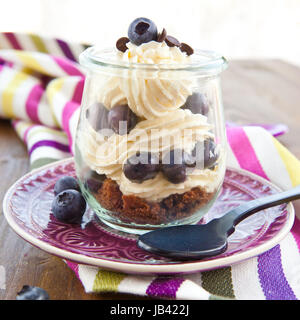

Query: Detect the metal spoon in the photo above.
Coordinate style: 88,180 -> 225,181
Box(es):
137,185 -> 300,260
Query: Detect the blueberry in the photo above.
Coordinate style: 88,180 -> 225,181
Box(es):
16,285 -> 50,300
203,139 -> 219,168
161,150 -> 187,184
86,102 -> 110,132
123,152 -> 160,183
128,17 -> 158,45
182,93 -> 209,116
85,170 -> 106,193
54,176 -> 80,196
51,189 -> 86,224
108,104 -> 137,135
191,139 -> 219,169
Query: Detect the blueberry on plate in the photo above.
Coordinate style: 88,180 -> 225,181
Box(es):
54,176 -> 80,196
16,285 -> 50,300
51,189 -> 86,224
128,17 -> 158,45
123,152 -> 160,183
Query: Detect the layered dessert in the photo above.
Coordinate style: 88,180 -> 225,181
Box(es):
76,18 -> 226,230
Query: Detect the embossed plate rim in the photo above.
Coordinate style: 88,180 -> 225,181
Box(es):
3,158 -> 295,275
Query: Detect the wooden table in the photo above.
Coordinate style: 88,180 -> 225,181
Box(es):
1,59 -> 300,300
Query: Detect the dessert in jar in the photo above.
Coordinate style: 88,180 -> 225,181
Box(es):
75,17 -> 228,234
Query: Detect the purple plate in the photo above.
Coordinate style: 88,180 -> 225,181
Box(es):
3,158 -> 294,275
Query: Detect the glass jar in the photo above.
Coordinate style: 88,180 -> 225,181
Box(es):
75,45 -> 227,234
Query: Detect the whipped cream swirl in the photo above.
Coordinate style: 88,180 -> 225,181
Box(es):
98,41 -> 194,119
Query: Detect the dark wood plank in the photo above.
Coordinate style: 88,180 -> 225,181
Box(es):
222,59 -> 300,158
0,59 -> 300,300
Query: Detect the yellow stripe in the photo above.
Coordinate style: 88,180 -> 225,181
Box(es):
272,137 -> 300,187
14,120 -> 32,136
93,270 -> 126,293
2,72 -> 30,118
47,77 -> 65,105
29,34 -> 48,53
46,78 -> 65,127
15,51 -> 49,75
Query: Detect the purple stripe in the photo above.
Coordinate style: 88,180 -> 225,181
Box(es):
4,32 -> 22,50
258,245 -> 296,300
146,277 -> 184,298
29,140 -> 70,155
56,39 -> 76,62
72,78 -> 84,103
226,122 -> 288,137
23,125 -> 37,144
25,84 -> 44,123
52,56 -> 84,76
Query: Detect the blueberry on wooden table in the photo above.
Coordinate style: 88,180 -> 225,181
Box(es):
54,176 -> 80,195
51,189 -> 86,224
128,17 -> 158,45
123,152 -> 160,183
16,285 -> 50,300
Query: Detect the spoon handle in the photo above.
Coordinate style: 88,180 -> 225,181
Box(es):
220,185 -> 300,235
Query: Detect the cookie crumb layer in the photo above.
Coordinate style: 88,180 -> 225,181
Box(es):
94,178 -> 215,225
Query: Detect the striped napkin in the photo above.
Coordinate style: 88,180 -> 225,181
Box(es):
1,32 -> 299,300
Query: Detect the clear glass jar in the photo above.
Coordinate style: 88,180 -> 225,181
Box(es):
75,45 -> 227,234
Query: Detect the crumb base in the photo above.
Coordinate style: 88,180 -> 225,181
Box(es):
93,178 -> 216,226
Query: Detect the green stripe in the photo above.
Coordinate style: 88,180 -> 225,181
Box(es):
27,126 -> 68,140
29,34 -> 48,53
30,157 -> 59,169
93,270 -> 126,293
201,267 -> 235,298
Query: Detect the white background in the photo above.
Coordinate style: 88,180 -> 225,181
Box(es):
0,0 -> 299,65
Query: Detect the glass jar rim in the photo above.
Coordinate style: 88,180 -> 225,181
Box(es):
79,45 -> 228,75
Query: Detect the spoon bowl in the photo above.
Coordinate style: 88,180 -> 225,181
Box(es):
138,224 -> 228,260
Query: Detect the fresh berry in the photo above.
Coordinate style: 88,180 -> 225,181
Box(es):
191,139 -> 219,169
203,139 -> 219,168
85,171 -> 106,193
54,176 -> 80,196
86,102 -> 110,132
16,285 -> 50,300
51,189 -> 86,224
161,150 -> 187,184
182,93 -> 209,116
123,152 -> 160,183
108,104 -> 137,135
128,17 -> 158,45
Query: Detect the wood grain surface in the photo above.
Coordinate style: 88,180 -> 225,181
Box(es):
0,59 -> 299,300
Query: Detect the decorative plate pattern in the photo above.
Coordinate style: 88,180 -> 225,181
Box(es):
3,158 -> 294,275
